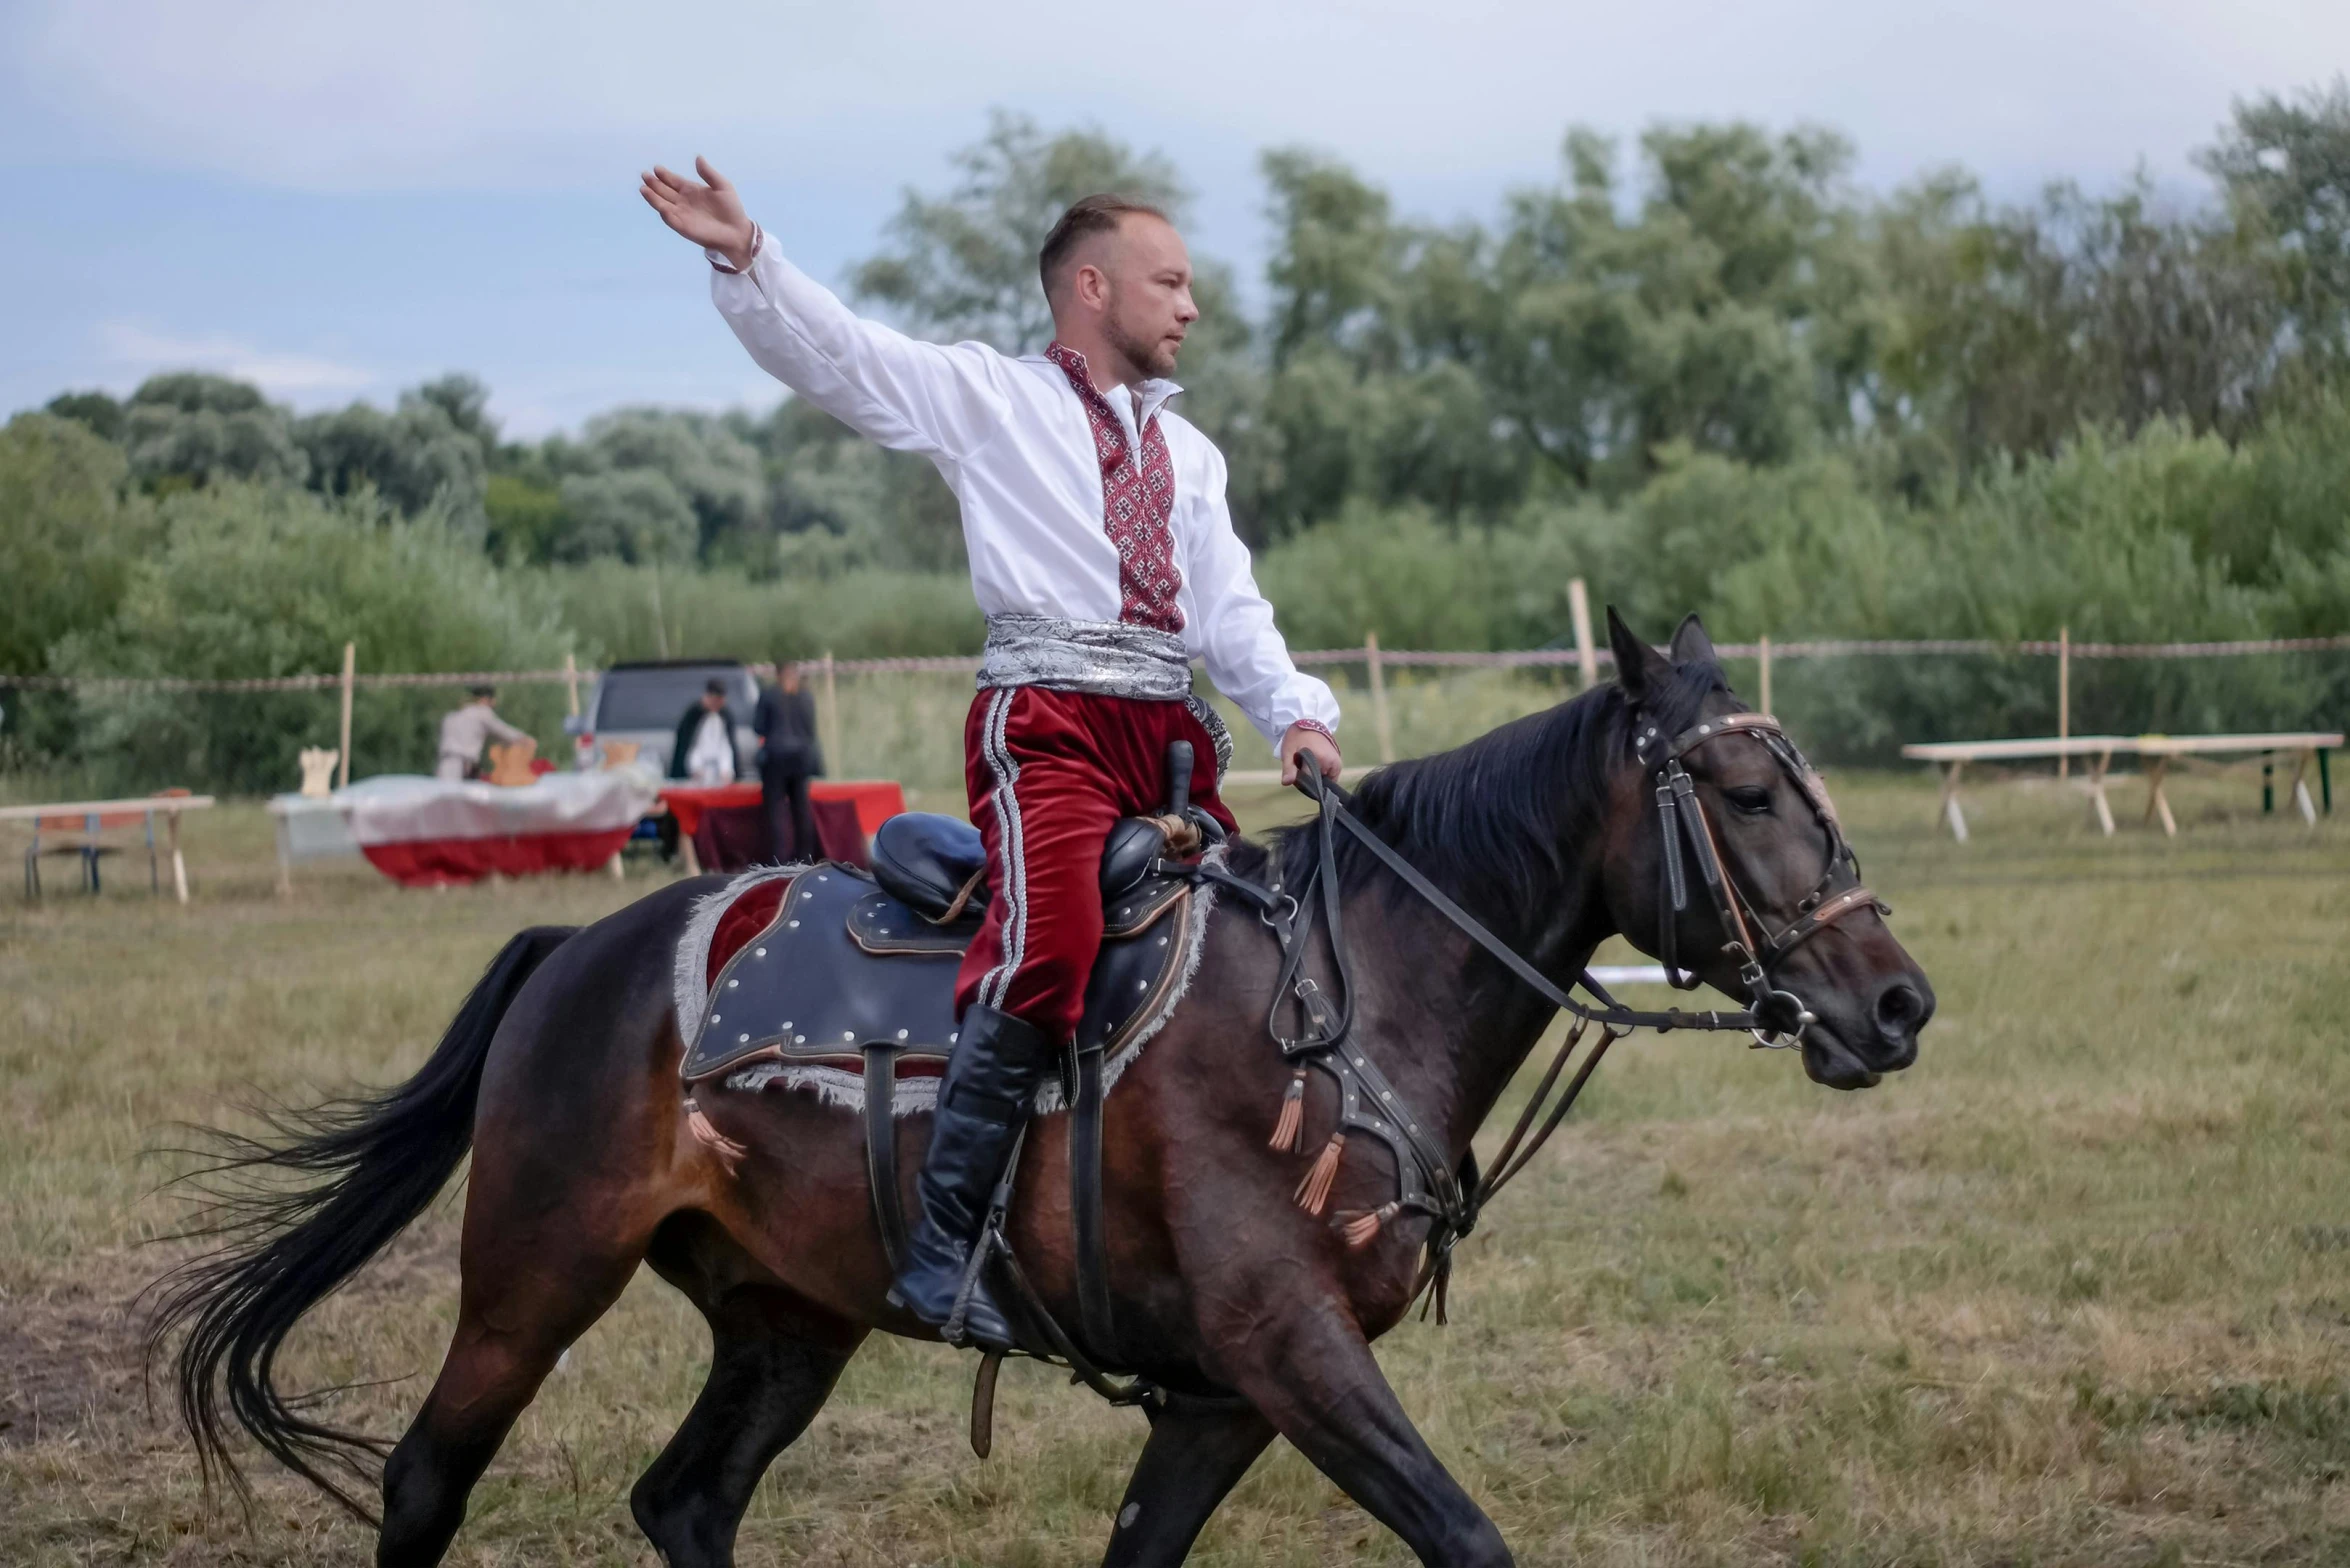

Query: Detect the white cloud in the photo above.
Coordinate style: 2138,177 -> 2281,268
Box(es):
98,321 -> 375,398
11,0 -> 2349,197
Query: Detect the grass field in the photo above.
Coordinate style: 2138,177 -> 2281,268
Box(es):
3,758 -> 2348,1565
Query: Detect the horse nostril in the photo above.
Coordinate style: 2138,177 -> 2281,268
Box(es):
1874,982 -> 1926,1040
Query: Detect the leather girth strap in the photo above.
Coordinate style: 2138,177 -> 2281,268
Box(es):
1069,1044 -> 1115,1359
864,1045 -> 908,1276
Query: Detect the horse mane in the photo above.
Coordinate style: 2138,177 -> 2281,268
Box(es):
1246,658 -> 1730,937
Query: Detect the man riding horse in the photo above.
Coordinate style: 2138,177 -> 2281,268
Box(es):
639,160 -> 1347,1352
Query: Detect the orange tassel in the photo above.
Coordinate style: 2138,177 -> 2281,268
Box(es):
1268,1069 -> 1307,1152
1294,1132 -> 1346,1216
684,1097 -> 747,1174
1341,1202 -> 1400,1249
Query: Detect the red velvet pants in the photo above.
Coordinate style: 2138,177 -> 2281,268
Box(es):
954,686 -> 1237,1043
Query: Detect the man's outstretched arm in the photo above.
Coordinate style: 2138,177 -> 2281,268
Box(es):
640,158 -> 1009,461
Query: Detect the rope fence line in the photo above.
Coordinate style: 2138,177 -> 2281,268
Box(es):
5,633 -> 2349,693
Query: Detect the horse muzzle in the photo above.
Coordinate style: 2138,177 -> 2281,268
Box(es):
1798,970 -> 1933,1089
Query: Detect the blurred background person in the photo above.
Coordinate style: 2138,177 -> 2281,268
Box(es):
436,686 -> 528,781
754,657 -> 824,862
671,679 -> 737,784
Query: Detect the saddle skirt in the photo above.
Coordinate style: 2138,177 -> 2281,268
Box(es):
673,853 -> 1217,1117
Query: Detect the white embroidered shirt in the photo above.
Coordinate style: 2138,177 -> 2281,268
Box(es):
707,231 -> 1340,753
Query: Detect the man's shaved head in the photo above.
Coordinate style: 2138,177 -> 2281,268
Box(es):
1038,194 -> 1198,385
1039,194 -> 1172,304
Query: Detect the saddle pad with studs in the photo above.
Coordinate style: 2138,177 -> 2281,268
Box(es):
678,861 -> 1200,1094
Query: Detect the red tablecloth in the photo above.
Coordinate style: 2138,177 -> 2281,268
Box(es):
362,827 -> 634,887
660,779 -> 908,838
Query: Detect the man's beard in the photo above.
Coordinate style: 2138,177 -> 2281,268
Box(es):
1104,312 -> 1179,380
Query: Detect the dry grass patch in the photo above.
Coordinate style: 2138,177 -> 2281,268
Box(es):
3,767 -> 2348,1563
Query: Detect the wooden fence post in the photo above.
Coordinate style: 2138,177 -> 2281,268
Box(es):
1365,632 -> 1396,763
1759,634 -> 1773,717
563,651 -> 581,718
2057,626 -> 2071,780
1568,578 -> 1597,691
337,641 -> 355,790
819,651 -> 840,774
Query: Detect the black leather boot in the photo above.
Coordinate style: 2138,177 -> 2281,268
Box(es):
888,1004 -> 1055,1350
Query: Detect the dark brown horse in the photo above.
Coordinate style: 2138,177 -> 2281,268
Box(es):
153,613 -> 1933,1567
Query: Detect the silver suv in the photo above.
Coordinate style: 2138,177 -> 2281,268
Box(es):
565,660 -> 759,778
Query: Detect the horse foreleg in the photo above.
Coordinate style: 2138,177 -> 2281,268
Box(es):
629,1281 -> 863,1568
1099,1401 -> 1277,1568
1202,1292 -> 1512,1568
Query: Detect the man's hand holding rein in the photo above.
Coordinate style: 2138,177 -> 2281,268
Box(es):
1282,722 -> 1342,787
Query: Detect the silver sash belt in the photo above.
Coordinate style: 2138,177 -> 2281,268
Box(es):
977,613 -> 1233,774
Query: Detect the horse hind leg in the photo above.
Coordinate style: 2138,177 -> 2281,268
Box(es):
1100,1401 -> 1278,1568
377,1181 -> 658,1566
630,1268 -> 865,1568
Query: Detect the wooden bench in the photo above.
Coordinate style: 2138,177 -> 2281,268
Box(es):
1,794 -> 216,901
1899,734 -> 2340,840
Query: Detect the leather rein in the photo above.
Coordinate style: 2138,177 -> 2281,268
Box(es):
1175,704 -> 1884,1321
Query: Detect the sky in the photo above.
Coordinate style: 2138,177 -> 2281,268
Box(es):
5,0 -> 2346,438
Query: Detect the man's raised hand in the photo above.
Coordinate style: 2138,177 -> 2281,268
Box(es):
639,157 -> 757,272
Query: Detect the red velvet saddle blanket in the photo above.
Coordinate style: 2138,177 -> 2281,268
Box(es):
705,874 -> 793,988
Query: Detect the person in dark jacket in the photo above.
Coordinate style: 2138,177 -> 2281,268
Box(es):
753,658 -> 824,861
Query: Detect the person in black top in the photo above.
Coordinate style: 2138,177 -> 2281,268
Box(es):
753,658 -> 824,861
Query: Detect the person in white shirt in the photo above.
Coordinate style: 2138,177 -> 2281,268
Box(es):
642,159 -> 1342,1351
436,686 -> 529,782
671,681 -> 738,785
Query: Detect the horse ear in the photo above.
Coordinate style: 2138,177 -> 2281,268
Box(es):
1606,607 -> 1672,703
1668,613 -> 1718,670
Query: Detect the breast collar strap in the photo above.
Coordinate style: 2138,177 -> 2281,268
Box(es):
1631,709 -> 1884,1048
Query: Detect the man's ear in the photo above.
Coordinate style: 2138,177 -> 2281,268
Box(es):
1607,607 -> 1674,703
1668,613 -> 1718,671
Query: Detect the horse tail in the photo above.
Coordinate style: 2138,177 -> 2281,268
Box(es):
145,924 -> 577,1521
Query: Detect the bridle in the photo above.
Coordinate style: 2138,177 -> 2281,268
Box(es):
1632,708 -> 1887,1048
1170,697 -> 1891,1323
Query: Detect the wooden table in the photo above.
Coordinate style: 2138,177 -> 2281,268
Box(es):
1900,734 -> 2340,840
1,794 -> 216,902
2131,732 -> 2342,836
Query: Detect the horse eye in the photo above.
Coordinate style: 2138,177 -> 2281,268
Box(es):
1725,786 -> 1772,813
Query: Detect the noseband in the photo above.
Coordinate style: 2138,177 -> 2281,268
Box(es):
1633,710 -> 1885,1048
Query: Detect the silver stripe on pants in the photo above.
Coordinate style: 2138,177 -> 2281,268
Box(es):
975,686 -> 1028,1011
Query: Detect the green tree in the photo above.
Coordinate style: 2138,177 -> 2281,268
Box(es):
2202,80 -> 2350,377
554,467 -> 698,564
0,414 -> 154,676
120,373 -> 308,491
577,408 -> 768,564
44,389 -> 124,442
51,482 -> 572,792
297,387 -> 493,536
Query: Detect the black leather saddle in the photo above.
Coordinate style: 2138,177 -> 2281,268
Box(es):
678,813 -> 1198,1087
